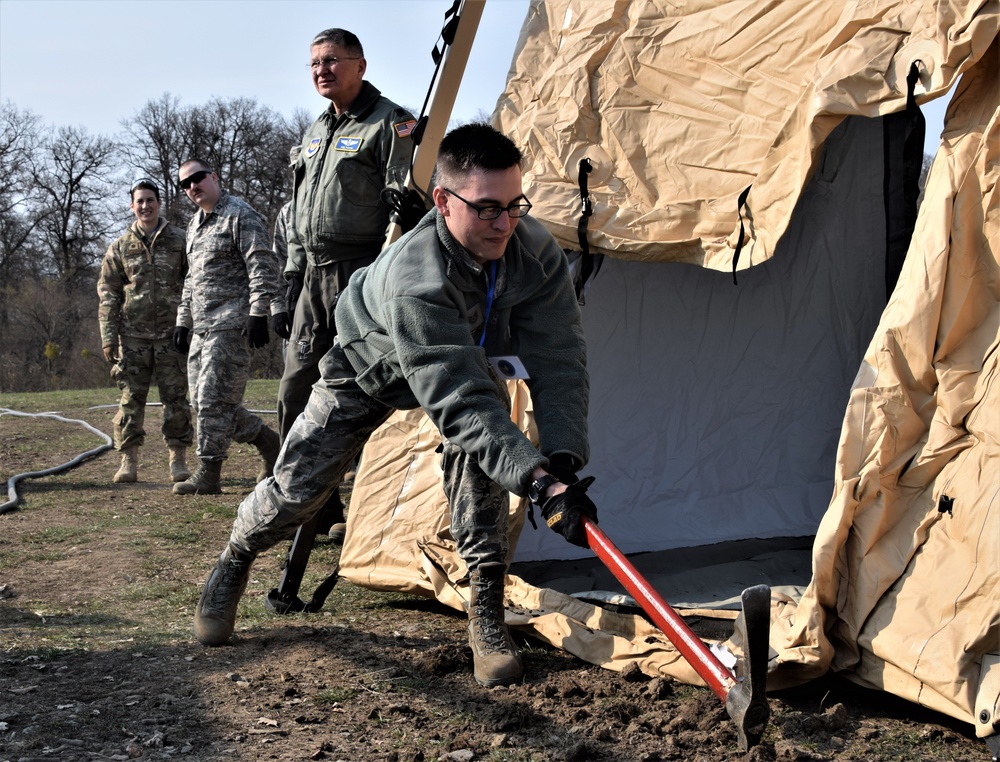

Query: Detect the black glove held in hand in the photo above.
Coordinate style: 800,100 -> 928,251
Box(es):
285,274 -> 304,316
271,312 -> 292,340
243,314 -> 270,348
172,326 -> 190,354
539,476 -> 597,548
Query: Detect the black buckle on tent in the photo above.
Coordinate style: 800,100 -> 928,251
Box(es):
937,494 -> 954,515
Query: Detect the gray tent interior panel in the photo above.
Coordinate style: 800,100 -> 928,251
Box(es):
514,115 -> 889,562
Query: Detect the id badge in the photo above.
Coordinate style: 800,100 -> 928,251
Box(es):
488,355 -> 530,380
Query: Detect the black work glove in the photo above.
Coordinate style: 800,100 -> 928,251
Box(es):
243,314 -> 270,348
538,476 -> 597,548
285,273 -> 304,317
172,326 -> 190,354
271,311 -> 292,340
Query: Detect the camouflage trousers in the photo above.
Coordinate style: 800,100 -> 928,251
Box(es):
111,336 -> 193,451
230,340 -> 510,572
277,256 -> 376,439
187,329 -> 265,461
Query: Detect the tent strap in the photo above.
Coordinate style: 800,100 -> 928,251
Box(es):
883,62 -> 926,299
575,157 -> 604,304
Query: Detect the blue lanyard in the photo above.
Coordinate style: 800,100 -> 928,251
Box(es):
478,260 -> 497,348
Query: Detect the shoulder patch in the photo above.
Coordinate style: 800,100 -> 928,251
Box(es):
334,136 -> 363,152
394,119 -> 417,139
305,137 -> 322,157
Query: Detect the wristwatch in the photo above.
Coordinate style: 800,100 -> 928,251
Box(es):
528,474 -> 559,504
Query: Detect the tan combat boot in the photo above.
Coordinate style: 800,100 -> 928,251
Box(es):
172,459 -> 223,495
466,562 -> 523,687
194,544 -> 256,645
251,424 -> 281,482
168,446 -> 191,482
113,447 -> 139,483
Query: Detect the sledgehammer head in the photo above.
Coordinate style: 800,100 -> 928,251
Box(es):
724,584 -> 772,750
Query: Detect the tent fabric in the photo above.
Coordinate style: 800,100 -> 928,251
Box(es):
494,0 -> 994,271
335,0 -> 999,739
770,35 -> 1000,735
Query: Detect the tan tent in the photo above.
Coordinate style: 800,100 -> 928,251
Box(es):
336,0 -> 999,744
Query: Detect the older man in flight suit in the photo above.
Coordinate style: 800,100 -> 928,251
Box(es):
278,27 -> 417,541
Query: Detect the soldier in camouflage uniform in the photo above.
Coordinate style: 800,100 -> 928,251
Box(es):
270,146 -> 300,275
171,160 -> 291,495
193,125 -> 599,689
97,178 -> 193,484
278,28 -> 418,542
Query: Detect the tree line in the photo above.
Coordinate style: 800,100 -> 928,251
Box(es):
0,95 -> 313,393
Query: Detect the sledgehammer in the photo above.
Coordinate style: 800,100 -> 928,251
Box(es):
581,516 -> 771,750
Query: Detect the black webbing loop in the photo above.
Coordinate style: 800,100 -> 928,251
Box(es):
731,184 -> 752,285
575,158 -> 603,303
882,61 -> 926,298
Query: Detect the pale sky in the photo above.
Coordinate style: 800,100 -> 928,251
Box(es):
0,0 -> 948,156
0,0 -> 531,135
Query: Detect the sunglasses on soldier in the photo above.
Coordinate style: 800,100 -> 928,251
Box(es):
179,169 -> 211,190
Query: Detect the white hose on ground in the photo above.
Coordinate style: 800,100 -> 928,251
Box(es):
1,408 -> 114,514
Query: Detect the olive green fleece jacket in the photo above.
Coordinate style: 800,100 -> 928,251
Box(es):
335,210 -> 589,497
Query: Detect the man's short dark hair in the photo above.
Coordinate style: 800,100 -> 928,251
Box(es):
310,28 -> 363,57
435,123 -> 523,187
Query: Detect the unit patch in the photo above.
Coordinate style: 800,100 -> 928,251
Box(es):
335,136 -> 363,152
305,137 -> 322,157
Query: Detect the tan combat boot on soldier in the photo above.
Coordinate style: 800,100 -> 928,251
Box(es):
194,543 -> 256,645
466,562 -> 523,687
251,424 -> 281,482
113,446 -> 139,483
172,459 -> 222,495
168,446 -> 191,482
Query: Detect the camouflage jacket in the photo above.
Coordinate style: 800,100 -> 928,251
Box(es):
286,81 -> 415,275
177,191 -> 286,333
97,219 -> 187,346
271,201 -> 291,274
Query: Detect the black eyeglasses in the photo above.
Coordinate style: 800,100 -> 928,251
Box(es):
309,56 -> 362,71
443,188 -> 532,220
179,170 -> 211,190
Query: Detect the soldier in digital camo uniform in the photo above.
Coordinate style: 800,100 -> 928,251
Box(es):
97,178 -> 193,484
171,160 -> 291,495
277,28 -> 417,543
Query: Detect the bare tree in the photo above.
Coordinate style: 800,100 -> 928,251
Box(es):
27,125 -> 120,282
182,96 -> 298,225
118,93 -> 190,226
122,94 -> 301,230
0,102 -> 46,285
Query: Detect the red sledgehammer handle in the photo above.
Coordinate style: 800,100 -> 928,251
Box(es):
583,516 -> 736,701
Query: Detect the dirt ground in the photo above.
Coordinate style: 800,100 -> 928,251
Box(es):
0,399 -> 988,762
